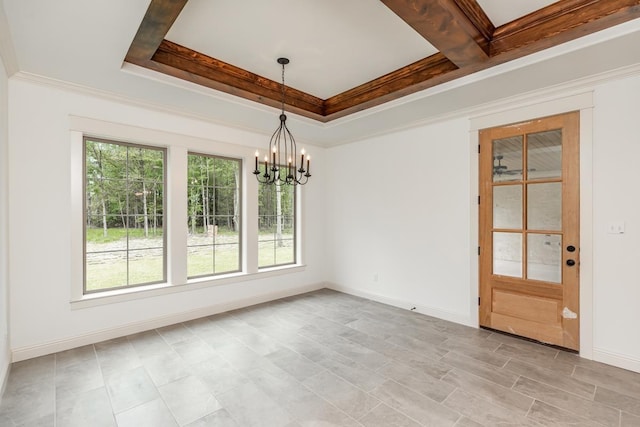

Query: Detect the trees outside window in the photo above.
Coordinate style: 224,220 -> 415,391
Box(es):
187,153 -> 241,277
84,138 -> 165,293
258,182 -> 295,268
83,134 -> 299,296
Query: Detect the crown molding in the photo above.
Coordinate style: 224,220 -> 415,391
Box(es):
329,62 -> 640,147
9,43 -> 640,149
10,71 -> 324,148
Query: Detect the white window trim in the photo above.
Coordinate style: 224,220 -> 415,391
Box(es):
69,116 -> 306,309
83,136 -> 168,292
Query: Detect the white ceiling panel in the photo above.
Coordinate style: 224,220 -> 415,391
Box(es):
166,0 -> 438,99
476,0 -> 559,27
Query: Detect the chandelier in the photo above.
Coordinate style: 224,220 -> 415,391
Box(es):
254,58 -> 311,186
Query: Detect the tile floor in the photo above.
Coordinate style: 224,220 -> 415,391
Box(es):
1,289 -> 639,426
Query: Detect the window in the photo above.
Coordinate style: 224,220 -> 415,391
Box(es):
84,137 -> 166,293
258,182 -> 296,268
73,118 -> 307,306
187,153 -> 241,278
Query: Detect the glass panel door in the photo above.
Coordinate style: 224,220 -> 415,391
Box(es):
490,128 -> 563,284
479,112 -> 580,350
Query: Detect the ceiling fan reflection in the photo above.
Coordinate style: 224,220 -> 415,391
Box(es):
493,155 -> 536,176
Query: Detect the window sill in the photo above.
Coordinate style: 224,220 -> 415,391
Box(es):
70,264 -> 306,310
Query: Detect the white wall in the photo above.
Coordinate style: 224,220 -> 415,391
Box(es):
6,69 -> 640,374
0,52 -> 11,388
325,118 -> 475,325
326,73 -> 640,372
7,77 -> 326,358
592,75 -> 640,369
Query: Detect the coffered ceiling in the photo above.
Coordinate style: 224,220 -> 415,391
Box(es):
125,0 -> 640,122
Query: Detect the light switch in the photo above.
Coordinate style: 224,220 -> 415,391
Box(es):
607,222 -> 625,234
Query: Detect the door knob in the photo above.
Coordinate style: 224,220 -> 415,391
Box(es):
566,245 -> 576,252
566,259 -> 576,266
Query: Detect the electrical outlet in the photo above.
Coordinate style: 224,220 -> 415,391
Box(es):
607,222 -> 625,234
373,273 -> 378,282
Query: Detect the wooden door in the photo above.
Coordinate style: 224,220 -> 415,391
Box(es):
479,112 -> 580,350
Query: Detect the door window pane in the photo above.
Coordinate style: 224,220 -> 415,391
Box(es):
527,182 -> 562,231
527,234 -> 561,283
493,136 -> 523,182
527,129 -> 562,179
493,232 -> 522,278
493,185 -> 522,229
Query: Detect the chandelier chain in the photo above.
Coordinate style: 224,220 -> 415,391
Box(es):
281,61 -> 286,115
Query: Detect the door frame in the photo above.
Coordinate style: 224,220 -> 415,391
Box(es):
478,112 -> 580,350
469,91 -> 594,358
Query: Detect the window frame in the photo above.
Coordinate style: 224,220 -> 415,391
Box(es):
186,151 -> 243,279
70,116 -> 307,308
257,179 -> 298,269
83,136 -> 168,294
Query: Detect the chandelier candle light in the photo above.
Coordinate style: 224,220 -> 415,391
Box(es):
254,57 -> 311,186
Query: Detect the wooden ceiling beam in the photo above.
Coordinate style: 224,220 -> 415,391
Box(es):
380,0 -> 490,68
323,0 -> 640,120
453,0 -> 495,41
125,0 -> 188,62
324,53 -> 457,118
123,0 -> 640,122
132,57 -> 326,122
151,40 -> 325,118
491,0 -> 640,58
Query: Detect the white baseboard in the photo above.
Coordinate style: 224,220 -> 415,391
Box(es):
12,282 -> 325,362
593,348 -> 640,373
326,282 -> 474,327
11,282 -> 640,377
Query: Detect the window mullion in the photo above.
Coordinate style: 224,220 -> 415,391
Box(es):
168,146 -> 188,285
245,162 -> 259,274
